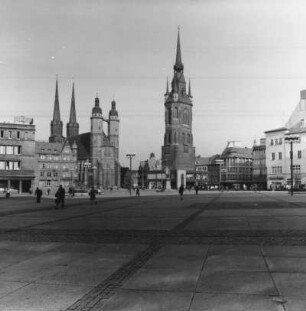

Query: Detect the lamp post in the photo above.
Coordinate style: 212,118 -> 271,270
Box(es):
126,154 -> 136,195
285,135 -> 299,196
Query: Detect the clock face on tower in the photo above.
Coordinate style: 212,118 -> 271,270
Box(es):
173,93 -> 178,102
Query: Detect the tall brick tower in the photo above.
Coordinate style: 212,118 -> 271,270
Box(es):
161,29 -> 195,189
49,78 -> 65,143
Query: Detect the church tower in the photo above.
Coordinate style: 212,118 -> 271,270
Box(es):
108,100 -> 120,187
49,78 -> 65,143
90,96 -> 103,186
161,29 -> 195,188
108,100 -> 119,161
66,83 -> 79,138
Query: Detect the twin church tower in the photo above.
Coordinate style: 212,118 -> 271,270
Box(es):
49,79 -> 120,188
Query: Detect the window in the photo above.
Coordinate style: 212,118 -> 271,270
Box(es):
17,131 -> 20,139
0,146 -> 5,154
8,131 -> 12,139
6,146 -> 13,154
279,152 -> 282,160
298,150 -> 302,159
174,107 -> 178,118
40,171 -> 44,177
279,138 -> 282,145
183,109 -> 188,124
293,165 -> 301,173
40,155 -> 45,160
272,153 -> 275,160
275,139 -> 278,145
168,108 -> 172,124
271,139 -> 274,145
0,130 -> 3,138
182,132 -> 185,144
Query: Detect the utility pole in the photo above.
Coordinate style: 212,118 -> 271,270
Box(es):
126,154 -> 136,195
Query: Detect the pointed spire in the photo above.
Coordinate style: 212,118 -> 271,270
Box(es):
69,83 -> 77,123
174,26 -> 184,72
165,77 -> 169,95
53,77 -> 61,121
188,79 -> 192,97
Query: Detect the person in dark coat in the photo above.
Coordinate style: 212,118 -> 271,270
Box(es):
195,185 -> 199,195
35,187 -> 42,203
55,185 -> 65,209
136,186 -> 140,196
179,184 -> 184,200
89,187 -> 96,205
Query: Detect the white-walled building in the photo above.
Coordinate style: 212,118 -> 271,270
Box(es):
265,89 -> 306,190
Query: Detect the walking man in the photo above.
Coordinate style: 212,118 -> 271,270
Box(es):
179,184 -> 184,200
35,187 -> 42,203
89,186 -> 97,205
55,185 -> 65,209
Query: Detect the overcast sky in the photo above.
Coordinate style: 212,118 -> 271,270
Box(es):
1,0 -> 306,168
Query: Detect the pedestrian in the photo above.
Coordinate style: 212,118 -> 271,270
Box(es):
195,185 -> 199,195
47,188 -> 50,196
35,187 -> 42,203
136,186 -> 140,196
89,186 -> 96,205
179,184 -> 184,200
55,185 -> 65,209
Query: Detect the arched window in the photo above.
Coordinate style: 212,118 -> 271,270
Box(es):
183,109 -> 188,124
174,107 -> 178,119
168,108 -> 172,124
187,134 -> 191,144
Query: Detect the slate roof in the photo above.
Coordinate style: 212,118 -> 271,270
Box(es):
264,127 -> 288,134
35,141 -> 64,154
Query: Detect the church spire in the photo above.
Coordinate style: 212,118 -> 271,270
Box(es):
188,79 -> 192,97
174,27 -> 184,72
66,82 -> 79,138
69,83 -> 77,123
165,77 -> 169,95
49,76 -> 64,143
53,77 -> 61,121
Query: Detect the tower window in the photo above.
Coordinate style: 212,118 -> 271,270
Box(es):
183,109 -> 188,124
168,108 -> 172,124
174,107 -> 178,119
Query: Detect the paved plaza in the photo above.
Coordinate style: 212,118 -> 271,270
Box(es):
0,190 -> 306,310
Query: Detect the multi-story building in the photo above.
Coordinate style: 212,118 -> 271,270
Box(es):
35,140 -> 78,194
138,153 -> 166,189
161,29 -> 196,189
252,138 -> 267,190
265,89 -> 306,190
0,116 -> 36,193
220,141 -> 253,190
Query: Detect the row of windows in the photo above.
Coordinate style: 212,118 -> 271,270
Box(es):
165,132 -> 192,145
40,155 -> 72,161
0,145 -> 21,155
39,181 -> 70,188
270,138 -> 283,146
40,163 -> 76,170
40,171 -> 58,177
271,151 -> 302,160
0,161 -> 20,170
271,165 -> 301,174
0,130 -> 33,140
166,108 -> 190,125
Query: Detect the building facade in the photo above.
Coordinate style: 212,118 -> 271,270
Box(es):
35,140 -> 78,194
49,79 -> 121,190
220,141 -> 253,190
0,116 -> 36,193
252,138 -> 267,190
265,89 -> 306,190
161,30 -> 195,189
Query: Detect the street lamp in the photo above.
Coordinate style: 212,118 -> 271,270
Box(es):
284,135 -> 299,196
126,154 -> 136,195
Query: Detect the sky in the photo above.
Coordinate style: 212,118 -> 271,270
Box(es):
2,0 -> 306,168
